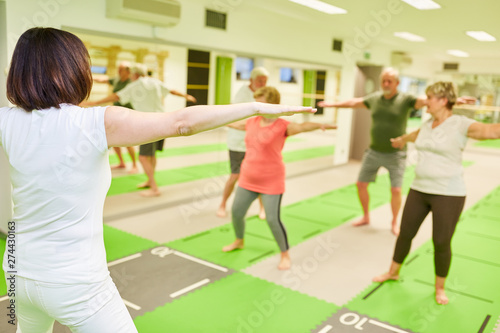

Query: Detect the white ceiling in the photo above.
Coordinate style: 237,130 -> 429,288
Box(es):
248,0 -> 500,61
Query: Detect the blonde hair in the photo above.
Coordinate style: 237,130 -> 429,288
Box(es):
425,81 -> 457,110
254,86 -> 280,104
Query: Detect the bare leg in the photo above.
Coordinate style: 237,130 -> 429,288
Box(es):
126,146 -> 138,174
258,195 -> 266,220
138,155 -> 160,197
390,187 -> 402,236
278,251 -> 291,270
222,238 -> 244,252
111,147 -> 126,169
373,261 -> 401,282
217,173 -> 240,217
435,276 -> 448,305
353,181 -> 370,226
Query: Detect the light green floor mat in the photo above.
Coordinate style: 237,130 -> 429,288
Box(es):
474,139 -> 500,149
283,145 -> 334,163
103,225 -> 158,262
0,239 -> 6,295
133,272 -> 338,333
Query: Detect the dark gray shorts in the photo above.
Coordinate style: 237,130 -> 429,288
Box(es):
139,139 -> 165,156
229,150 -> 245,174
358,148 -> 407,188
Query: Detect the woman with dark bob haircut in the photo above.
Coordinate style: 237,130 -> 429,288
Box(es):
1,27 -> 315,332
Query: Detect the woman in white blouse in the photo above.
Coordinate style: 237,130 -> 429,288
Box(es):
373,81 -> 500,305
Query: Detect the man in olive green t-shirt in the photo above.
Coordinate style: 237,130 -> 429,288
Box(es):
94,61 -> 138,173
319,68 -> 426,235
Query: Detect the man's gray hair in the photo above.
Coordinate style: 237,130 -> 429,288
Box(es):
250,66 -> 269,79
131,63 -> 148,77
381,67 -> 400,80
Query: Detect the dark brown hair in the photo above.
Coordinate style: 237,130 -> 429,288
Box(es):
7,27 -> 92,111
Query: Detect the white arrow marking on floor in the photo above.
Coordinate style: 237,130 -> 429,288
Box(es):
317,325 -> 333,333
0,296 -> 9,303
174,251 -> 228,272
122,299 -> 141,311
170,278 -> 210,298
107,253 -> 142,267
369,319 -> 409,333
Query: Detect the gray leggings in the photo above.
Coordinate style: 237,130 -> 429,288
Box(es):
231,186 -> 289,252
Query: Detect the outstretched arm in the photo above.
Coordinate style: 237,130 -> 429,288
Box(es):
467,122 -> 500,140
81,93 -> 119,107
105,103 -> 315,147
390,129 -> 420,149
414,95 -> 476,109
286,122 -> 337,136
317,98 -> 367,109
170,89 -> 197,103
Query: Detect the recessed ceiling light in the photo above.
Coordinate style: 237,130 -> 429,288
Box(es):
401,0 -> 441,10
466,31 -> 496,42
394,32 -> 426,42
447,50 -> 469,57
288,0 -> 347,14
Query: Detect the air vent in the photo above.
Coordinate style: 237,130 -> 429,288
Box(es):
332,39 -> 343,52
206,9 -> 226,30
443,63 -> 459,71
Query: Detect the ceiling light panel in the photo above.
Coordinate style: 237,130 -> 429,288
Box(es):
466,31 -> 496,42
394,32 -> 426,42
288,0 -> 347,14
401,0 -> 441,10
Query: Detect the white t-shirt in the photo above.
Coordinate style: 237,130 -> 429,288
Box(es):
411,115 -> 475,196
227,85 -> 254,152
117,76 -> 170,112
0,104 -> 111,284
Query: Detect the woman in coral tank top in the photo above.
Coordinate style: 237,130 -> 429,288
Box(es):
222,87 -> 336,269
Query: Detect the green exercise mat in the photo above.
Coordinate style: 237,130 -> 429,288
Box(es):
474,139 -> 500,149
133,272 -> 338,333
104,225 -> 158,262
283,145 -> 334,163
0,239 -> 6,295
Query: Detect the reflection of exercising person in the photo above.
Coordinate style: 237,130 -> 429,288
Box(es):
223,87 -> 336,270
217,67 -> 269,219
2,27 -> 315,332
373,81 -> 500,305
93,61 -> 138,173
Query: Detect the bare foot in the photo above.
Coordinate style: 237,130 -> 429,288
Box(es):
222,239 -> 244,252
259,210 -> 266,220
128,166 -> 139,174
352,217 -> 369,227
139,189 -> 161,197
278,254 -> 291,270
372,272 -> 399,283
435,289 -> 449,305
216,207 -> 227,218
136,182 -> 151,189
111,164 -> 126,170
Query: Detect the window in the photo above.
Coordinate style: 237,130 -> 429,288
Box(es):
280,67 -> 297,83
91,66 -> 107,74
235,57 -> 254,80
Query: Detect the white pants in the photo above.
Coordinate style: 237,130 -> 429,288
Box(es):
10,275 -> 137,333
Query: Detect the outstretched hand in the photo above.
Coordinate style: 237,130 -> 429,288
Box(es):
456,96 -> 476,105
320,123 -> 337,131
390,136 -> 405,149
255,102 -> 316,118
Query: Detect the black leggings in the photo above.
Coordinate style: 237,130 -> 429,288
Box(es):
393,189 -> 465,277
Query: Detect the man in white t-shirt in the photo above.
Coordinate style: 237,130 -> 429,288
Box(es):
217,67 -> 269,218
85,63 -> 196,197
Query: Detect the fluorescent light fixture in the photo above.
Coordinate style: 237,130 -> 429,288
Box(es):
466,31 -> 496,42
394,32 -> 426,42
447,50 -> 469,57
288,0 -> 347,14
401,0 -> 441,10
